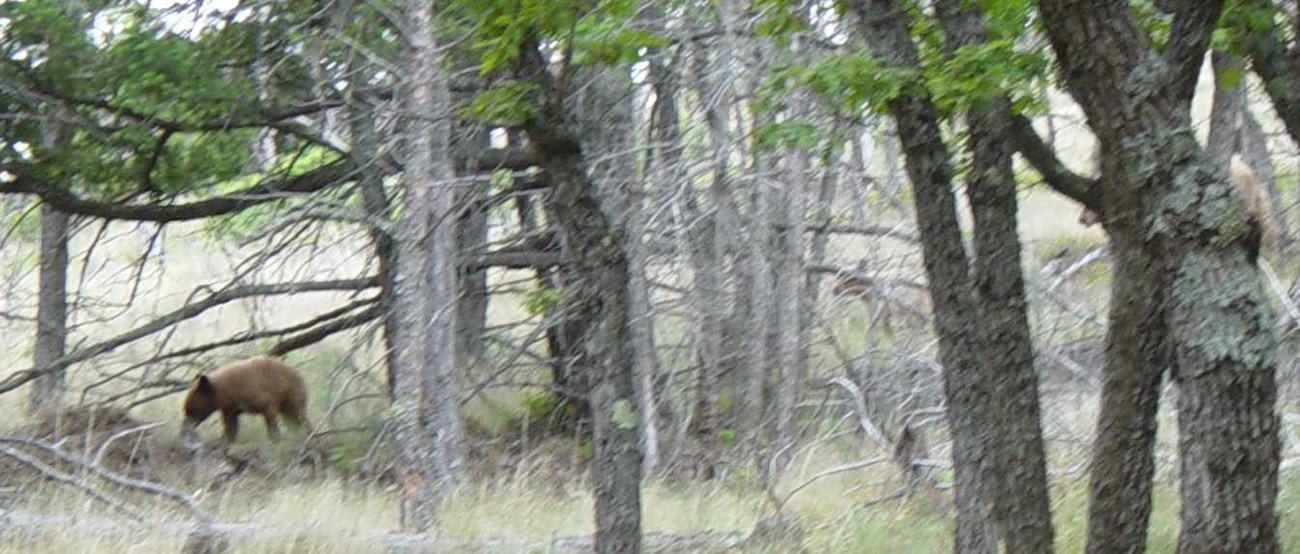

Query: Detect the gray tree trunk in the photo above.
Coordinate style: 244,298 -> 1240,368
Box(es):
456,176 -> 490,370
28,202 -> 69,415
512,39 -> 642,554
771,149 -> 807,455
390,0 -> 467,531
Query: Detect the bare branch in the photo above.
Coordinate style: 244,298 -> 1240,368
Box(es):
0,437 -> 213,524
0,277 -> 378,395
0,159 -> 360,222
1009,115 -> 1100,210
268,303 -> 384,356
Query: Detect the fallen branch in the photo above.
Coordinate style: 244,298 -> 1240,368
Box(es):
0,446 -> 144,522
0,437 -> 213,524
775,456 -> 889,513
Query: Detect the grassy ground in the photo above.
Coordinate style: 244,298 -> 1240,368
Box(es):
2,436 -> 1298,553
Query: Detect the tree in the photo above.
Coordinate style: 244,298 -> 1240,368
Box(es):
387,0 -> 467,531
27,202 -> 69,415
509,36 -> 644,551
1036,1 -> 1280,551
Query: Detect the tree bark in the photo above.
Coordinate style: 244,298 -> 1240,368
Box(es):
844,1 -> 995,550
1037,2 -> 1280,552
389,0 -> 467,531
456,175 -> 490,369
512,38 -> 642,554
771,148 -> 807,455
345,71 -> 401,400
28,203 -> 69,415
933,2 -> 1055,551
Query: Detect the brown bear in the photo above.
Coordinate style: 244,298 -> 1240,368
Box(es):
180,356 -> 310,447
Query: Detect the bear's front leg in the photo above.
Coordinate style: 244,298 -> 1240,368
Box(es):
221,410 -> 240,443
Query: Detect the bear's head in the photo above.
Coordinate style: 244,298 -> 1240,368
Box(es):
180,374 -> 220,448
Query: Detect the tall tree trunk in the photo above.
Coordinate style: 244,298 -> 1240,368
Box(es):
346,77 -> 401,400
625,180 -> 660,475
1037,1 -> 1280,551
456,179 -> 490,369
28,202 -> 69,415
585,64 -> 662,476
845,1 -> 996,549
934,2 -> 1055,550
771,148 -> 807,455
686,37 -> 737,467
512,38 -> 642,554
390,0 -> 467,531
964,102 -> 1054,552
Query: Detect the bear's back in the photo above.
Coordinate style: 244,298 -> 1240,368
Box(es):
208,357 -> 307,409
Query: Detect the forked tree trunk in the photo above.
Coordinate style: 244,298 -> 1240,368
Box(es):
1037,1 -> 1280,551
389,0 -> 467,531
935,2 -> 1055,550
512,38 -> 642,554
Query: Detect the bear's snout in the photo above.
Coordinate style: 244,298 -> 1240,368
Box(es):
180,420 -> 202,450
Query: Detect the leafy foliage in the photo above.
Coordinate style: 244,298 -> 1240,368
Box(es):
524,286 -> 566,316
0,0 -> 337,203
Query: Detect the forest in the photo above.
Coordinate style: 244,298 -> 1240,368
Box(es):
1,0 -> 1298,552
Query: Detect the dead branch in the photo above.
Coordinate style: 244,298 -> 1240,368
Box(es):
1,160 -> 360,222
268,303 -> 384,356
824,377 -> 891,449
0,277 -> 377,395
0,445 -> 145,522
93,422 -> 164,467
0,437 -> 214,524
774,456 -> 889,513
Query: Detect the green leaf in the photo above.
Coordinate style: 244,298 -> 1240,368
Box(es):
524,286 -> 565,316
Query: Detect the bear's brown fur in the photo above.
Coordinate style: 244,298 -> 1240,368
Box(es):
180,356 -> 310,446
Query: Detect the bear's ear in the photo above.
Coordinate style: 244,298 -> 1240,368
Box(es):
194,374 -> 213,392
